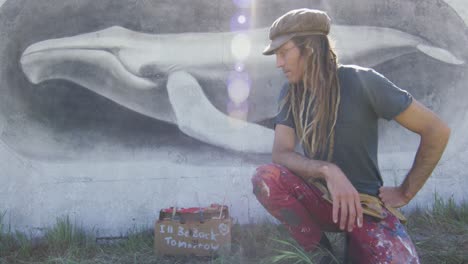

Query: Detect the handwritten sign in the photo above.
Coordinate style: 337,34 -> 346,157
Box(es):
155,219 -> 231,256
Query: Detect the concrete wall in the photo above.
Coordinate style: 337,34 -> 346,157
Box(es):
1,0 -> 467,236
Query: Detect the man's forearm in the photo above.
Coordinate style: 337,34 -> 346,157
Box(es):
272,150 -> 330,181
400,124 -> 450,200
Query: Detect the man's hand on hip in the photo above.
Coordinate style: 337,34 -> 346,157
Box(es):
379,186 -> 410,208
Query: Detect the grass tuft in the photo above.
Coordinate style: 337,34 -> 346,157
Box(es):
268,238 -> 317,264
45,215 -> 96,258
0,211 -> 16,257
406,195 -> 468,263
14,230 -> 32,258
432,193 -> 468,224
118,225 -> 153,253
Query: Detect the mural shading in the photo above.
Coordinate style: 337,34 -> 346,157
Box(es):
0,0 -> 467,235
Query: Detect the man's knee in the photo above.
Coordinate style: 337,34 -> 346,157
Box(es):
347,216 -> 419,263
251,163 -> 280,198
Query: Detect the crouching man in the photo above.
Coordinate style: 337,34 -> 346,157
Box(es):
252,8 -> 450,264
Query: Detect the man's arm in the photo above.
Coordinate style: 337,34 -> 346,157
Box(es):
273,124 -> 363,231
272,124 -> 329,179
379,99 -> 450,208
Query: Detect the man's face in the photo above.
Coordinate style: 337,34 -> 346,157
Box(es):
275,40 -> 306,84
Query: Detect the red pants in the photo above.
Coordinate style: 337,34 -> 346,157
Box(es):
252,164 -> 420,264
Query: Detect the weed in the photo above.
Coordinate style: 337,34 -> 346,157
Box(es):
262,238 -> 339,264
45,215 -> 96,258
432,193 -> 468,225
406,195 -> 468,263
0,211 -> 16,257
118,225 -> 153,253
14,231 -> 32,258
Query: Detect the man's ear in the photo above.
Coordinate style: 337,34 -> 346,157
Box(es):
303,45 -> 314,56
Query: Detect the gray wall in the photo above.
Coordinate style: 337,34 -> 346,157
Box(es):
1,0 -> 467,236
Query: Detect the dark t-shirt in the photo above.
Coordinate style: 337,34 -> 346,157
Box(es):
275,64 -> 413,196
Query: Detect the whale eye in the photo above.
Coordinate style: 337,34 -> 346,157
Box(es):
138,63 -> 168,88
139,63 -> 168,80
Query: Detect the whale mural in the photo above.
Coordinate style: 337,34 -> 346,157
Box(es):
19,26 -> 464,154
1,0 -> 467,235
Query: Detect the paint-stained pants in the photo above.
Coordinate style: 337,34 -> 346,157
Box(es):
252,164 -> 420,264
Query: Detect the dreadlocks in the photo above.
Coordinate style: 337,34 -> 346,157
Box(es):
278,35 -> 341,161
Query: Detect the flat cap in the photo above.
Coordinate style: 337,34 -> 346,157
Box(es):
263,9 -> 331,55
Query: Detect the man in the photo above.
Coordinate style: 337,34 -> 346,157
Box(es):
251,8 -> 450,263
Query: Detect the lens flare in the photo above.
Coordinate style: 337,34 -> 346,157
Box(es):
227,101 -> 249,122
230,12 -> 250,31
237,15 -> 246,24
228,79 -> 249,104
234,62 -> 244,72
227,71 -> 251,104
231,33 -> 251,61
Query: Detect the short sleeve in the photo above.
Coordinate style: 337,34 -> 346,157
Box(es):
360,68 -> 413,120
274,83 -> 295,129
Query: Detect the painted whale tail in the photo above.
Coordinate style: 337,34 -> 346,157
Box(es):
417,44 -> 465,65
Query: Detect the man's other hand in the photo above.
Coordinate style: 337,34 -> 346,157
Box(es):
323,164 -> 363,232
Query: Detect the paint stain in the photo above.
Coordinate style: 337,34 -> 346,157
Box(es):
279,209 -> 301,227
252,184 -> 261,195
393,222 -> 409,238
259,180 -> 270,197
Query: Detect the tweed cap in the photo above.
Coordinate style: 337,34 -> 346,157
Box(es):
263,9 -> 331,55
